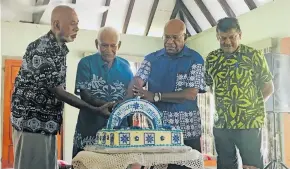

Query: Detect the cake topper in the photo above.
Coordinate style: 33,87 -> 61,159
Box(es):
106,97 -> 163,129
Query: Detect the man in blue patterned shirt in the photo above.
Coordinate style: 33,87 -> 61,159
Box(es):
127,19 -> 206,169
72,27 -> 133,158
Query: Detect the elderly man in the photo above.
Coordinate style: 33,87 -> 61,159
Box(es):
205,17 -> 274,169
127,19 -> 206,169
10,6 -> 113,169
72,27 -> 133,158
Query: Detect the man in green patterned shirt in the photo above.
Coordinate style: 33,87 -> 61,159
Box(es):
205,17 -> 274,169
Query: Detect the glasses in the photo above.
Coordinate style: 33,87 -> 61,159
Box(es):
162,34 -> 185,41
218,34 -> 239,42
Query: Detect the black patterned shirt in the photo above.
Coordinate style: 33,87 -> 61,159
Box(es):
205,44 -> 273,129
11,31 -> 69,135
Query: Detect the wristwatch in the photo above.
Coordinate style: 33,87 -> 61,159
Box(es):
153,92 -> 161,102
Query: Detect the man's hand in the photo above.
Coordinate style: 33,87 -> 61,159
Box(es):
132,85 -> 154,102
109,101 -> 122,112
91,101 -> 115,117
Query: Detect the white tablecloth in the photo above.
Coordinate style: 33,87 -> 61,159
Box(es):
72,149 -> 204,169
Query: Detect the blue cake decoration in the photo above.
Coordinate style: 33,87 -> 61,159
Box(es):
94,97 -> 185,150
107,97 -> 163,129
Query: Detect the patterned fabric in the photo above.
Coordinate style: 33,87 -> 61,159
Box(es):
136,60 -> 151,81
162,111 -> 202,138
136,46 -> 206,140
11,31 -> 69,135
205,44 -> 273,129
73,54 -> 133,156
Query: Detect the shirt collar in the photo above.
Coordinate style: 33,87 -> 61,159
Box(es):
219,44 -> 245,56
47,30 -> 69,55
157,45 -> 192,58
96,53 -> 121,71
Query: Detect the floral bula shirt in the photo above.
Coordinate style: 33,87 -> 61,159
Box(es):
72,53 -> 133,157
205,44 -> 273,129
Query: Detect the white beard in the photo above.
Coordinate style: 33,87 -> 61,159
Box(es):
63,36 -> 74,43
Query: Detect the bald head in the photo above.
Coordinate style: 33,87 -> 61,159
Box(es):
51,5 -> 79,43
97,27 -> 120,43
95,27 -> 121,64
51,5 -> 74,23
164,19 -> 186,35
163,19 -> 186,56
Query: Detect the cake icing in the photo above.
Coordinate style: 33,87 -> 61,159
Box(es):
94,98 -> 184,148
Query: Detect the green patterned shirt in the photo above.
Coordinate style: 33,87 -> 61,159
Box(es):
205,44 -> 273,129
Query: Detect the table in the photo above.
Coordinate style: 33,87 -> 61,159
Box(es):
72,149 -> 204,169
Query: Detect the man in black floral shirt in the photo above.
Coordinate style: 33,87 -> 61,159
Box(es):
11,5 -> 113,169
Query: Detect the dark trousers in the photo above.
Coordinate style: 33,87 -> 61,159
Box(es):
213,128 -> 264,169
167,137 -> 201,169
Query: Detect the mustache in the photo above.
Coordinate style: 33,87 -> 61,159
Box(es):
103,53 -> 114,56
166,46 -> 176,48
222,44 -> 232,47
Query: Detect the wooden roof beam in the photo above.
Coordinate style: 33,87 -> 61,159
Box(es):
170,0 -> 179,19
33,0 -> 50,24
218,0 -> 236,17
179,0 -> 202,33
144,0 -> 159,36
122,0 -> 135,34
194,0 -> 216,26
178,10 -> 191,36
244,0 -> 257,10
100,0 -> 111,27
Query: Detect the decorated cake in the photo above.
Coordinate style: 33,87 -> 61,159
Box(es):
93,98 -> 186,150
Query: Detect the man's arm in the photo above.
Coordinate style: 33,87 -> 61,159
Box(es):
130,77 -> 198,103
204,53 -> 215,95
262,80 -> 274,101
125,58 -> 150,100
131,58 -> 205,103
159,88 -> 199,103
160,62 -> 205,103
49,86 -> 112,115
27,52 -> 112,116
253,50 -> 274,101
79,89 -> 107,107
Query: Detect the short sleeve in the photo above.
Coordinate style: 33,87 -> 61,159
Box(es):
24,51 -> 66,89
253,50 -> 273,87
204,55 -> 214,86
122,59 -> 134,80
135,59 -> 151,83
74,58 -> 91,95
128,68 -> 134,81
186,53 -> 206,93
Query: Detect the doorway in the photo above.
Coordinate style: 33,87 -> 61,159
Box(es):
2,59 -> 63,168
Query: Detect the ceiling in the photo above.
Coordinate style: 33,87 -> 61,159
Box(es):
1,0 -> 273,37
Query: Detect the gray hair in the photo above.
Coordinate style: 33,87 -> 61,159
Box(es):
97,27 -> 120,42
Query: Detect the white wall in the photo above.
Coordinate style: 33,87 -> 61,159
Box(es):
0,21 -> 163,163
186,0 -> 290,57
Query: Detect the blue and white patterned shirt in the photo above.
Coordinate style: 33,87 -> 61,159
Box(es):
136,46 -> 206,140
73,53 -> 133,157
